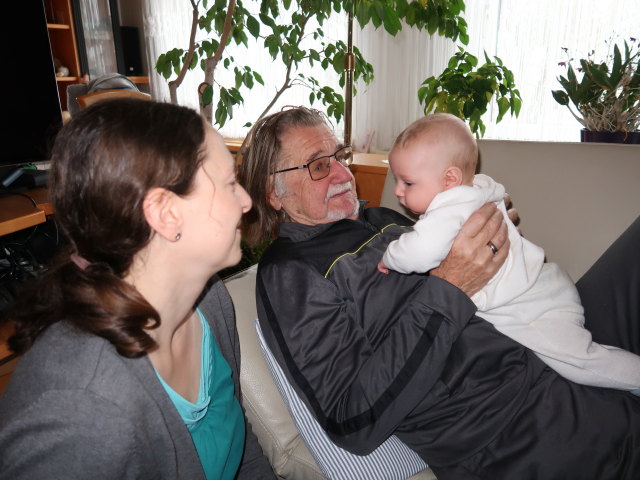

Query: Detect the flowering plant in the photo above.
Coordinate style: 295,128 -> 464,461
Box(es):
552,38 -> 640,133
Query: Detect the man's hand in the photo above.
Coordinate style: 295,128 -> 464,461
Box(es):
504,193 -> 521,234
430,203 -> 509,297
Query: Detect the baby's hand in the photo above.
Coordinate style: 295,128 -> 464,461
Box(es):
377,259 -> 389,274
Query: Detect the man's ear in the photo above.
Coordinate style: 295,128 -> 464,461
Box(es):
443,166 -> 464,190
268,186 -> 282,211
143,187 -> 183,242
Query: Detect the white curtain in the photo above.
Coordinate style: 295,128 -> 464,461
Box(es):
142,0 -> 639,146
142,0 -> 199,110
78,0 -> 118,78
352,24 -> 455,151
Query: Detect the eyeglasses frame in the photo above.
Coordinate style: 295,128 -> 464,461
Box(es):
271,145 -> 353,181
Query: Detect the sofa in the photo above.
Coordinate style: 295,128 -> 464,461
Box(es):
225,142 -> 640,478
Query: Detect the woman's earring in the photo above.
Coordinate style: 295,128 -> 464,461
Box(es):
175,233 -> 182,241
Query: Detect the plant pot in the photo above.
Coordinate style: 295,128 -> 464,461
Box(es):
580,130 -> 640,144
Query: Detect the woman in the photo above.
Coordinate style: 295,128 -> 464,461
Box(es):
0,99 -> 275,479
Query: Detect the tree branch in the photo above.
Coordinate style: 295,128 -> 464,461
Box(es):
168,0 -> 201,104
201,0 -> 237,122
253,12 -> 311,124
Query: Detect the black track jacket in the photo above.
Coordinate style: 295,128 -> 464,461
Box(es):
256,206 -> 640,479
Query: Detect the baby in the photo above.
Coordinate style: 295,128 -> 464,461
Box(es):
378,113 -> 640,394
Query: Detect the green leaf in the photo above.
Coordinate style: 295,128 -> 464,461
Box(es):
309,49 -> 321,63
214,102 -> 227,127
552,90 -> 569,106
447,55 -> 460,69
585,63 -> 613,90
259,13 -> 277,30
382,6 -> 402,36
417,85 -> 429,104
201,84 -> 214,106
610,44 -> 622,85
496,97 -> 510,122
405,4 -> 416,26
253,71 -> 264,85
373,0 -> 385,21
355,1 -> 371,27
243,72 -> 254,88
332,51 -> 345,74
427,12 -> 439,35
247,15 -> 260,38
265,35 -> 279,58
396,0 -> 409,17
229,87 -> 243,104
511,96 -> 522,117
447,100 -> 461,117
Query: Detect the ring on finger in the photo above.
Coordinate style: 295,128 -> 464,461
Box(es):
487,241 -> 499,255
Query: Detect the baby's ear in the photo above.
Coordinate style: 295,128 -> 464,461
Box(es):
443,166 -> 463,190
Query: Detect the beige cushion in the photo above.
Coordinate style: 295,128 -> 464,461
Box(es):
225,267 -> 324,480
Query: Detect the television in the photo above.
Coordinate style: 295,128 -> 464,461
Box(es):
1,0 -> 63,187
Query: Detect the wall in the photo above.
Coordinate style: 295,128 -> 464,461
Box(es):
381,140 -> 640,281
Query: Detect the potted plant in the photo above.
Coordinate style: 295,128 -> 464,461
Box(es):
552,38 -> 640,144
418,47 -> 522,138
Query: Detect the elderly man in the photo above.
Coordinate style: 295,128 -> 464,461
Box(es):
238,107 -> 640,479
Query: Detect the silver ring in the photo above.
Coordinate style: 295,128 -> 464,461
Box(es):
487,241 -> 498,255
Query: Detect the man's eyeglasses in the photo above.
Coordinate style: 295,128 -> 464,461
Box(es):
271,146 -> 353,181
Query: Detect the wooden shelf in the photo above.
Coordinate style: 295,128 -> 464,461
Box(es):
45,0 -> 81,109
0,322 -> 18,397
0,188 -> 52,237
55,76 -> 79,82
351,153 -> 389,207
47,23 -> 71,30
128,76 -> 149,84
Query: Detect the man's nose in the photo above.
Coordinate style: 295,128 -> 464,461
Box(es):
328,158 -> 353,182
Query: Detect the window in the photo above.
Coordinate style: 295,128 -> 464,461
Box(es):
143,0 -> 639,148
464,0 -> 639,142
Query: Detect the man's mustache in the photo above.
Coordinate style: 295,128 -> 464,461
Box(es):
326,182 -> 354,200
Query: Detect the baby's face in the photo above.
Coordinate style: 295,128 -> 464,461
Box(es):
389,140 -> 449,215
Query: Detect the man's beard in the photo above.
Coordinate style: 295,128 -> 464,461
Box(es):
325,182 -> 359,221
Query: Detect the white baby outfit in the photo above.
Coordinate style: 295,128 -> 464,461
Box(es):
383,173 -> 640,391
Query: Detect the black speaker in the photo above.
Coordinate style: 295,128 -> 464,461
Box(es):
119,26 -> 143,76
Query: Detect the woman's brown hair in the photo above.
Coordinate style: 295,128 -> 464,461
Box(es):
238,106 -> 330,245
6,98 -> 206,358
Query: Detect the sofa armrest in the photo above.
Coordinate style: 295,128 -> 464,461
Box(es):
224,266 -> 324,480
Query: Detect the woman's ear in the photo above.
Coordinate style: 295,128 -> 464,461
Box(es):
143,188 -> 183,242
443,166 -> 464,190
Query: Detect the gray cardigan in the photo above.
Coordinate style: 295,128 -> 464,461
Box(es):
0,277 -> 275,479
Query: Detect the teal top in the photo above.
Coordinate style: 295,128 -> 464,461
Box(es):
156,309 -> 245,480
